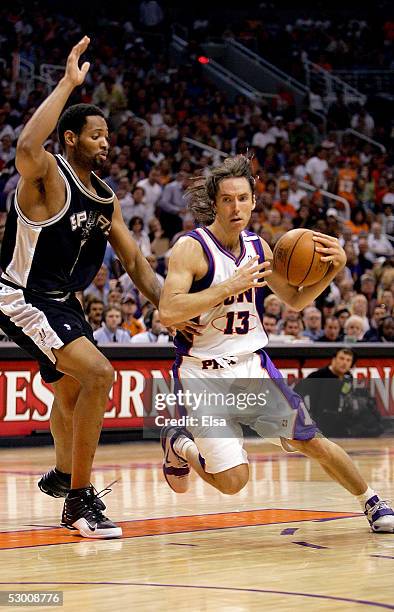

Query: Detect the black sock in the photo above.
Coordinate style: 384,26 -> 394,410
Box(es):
54,468 -> 71,482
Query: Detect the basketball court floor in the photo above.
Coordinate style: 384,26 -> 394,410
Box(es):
0,437 -> 393,611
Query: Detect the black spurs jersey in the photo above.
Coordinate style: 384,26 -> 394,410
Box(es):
0,154 -> 115,296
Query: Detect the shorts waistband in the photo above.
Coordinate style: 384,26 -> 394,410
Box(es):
0,277 -> 73,301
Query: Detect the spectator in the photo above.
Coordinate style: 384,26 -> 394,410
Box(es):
263,294 -> 283,319
335,307 -> 351,335
350,294 -> 370,333
319,316 -> 341,342
262,313 -> 278,337
137,167 -> 163,211
282,316 -> 304,340
305,146 -> 328,189
261,209 -> 287,238
251,120 -> 276,153
343,315 -> 365,342
351,106 -> 375,139
128,216 -> 152,257
121,293 -> 145,337
345,207 -> 370,236
157,171 -> 189,238
94,306 -> 133,344
368,222 -> 394,260
287,177 -> 307,211
302,306 -> 323,341
84,264 -> 110,304
131,308 -> 171,343
139,0 -> 164,29
85,298 -> 104,332
274,188 -> 297,219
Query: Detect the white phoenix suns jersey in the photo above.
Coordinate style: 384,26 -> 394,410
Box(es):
174,227 -> 268,359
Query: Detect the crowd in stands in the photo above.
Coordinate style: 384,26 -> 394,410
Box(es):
0,3 -> 393,344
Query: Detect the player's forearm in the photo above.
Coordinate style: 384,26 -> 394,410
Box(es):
160,283 -> 231,326
127,254 -> 161,308
17,78 -> 74,152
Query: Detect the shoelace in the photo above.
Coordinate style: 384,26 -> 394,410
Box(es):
67,480 -> 120,522
365,499 -> 392,518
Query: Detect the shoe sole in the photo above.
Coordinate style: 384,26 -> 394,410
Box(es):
38,481 -> 68,498
160,426 -> 190,494
66,518 -> 122,539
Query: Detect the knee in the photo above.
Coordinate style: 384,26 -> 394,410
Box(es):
85,361 -> 114,390
215,468 -> 249,495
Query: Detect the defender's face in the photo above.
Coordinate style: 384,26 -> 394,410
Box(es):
75,116 -> 109,169
214,177 -> 254,231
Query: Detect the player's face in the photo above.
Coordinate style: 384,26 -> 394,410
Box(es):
74,116 -> 109,170
214,178 -> 254,231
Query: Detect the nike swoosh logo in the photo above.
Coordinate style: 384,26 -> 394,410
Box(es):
87,523 -> 97,532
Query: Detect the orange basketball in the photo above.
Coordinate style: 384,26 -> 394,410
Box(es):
273,229 -> 330,287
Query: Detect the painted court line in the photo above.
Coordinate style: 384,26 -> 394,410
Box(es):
0,581 -> 392,610
0,509 -> 359,551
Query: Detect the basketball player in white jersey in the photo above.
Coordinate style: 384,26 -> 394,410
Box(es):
159,156 -> 394,533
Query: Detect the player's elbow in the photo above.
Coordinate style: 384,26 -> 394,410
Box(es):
158,307 -> 174,327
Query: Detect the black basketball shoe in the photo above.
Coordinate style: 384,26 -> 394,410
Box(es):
38,468 -> 71,498
61,485 -> 122,539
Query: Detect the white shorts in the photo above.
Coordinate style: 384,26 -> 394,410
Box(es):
172,350 -> 318,474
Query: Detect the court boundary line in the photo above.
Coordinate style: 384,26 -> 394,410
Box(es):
0,581 -> 392,610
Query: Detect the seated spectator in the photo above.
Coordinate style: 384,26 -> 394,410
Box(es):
302,306 -> 322,341
335,307 -> 351,336
343,315 -> 365,342
136,167 -> 163,210
261,209 -> 287,238
345,207 -> 370,236
350,294 -> 370,333
131,308 -> 172,344
359,273 -> 377,315
94,306 -> 132,344
263,294 -> 283,320
84,264 -> 110,304
121,294 -> 145,337
129,216 -> 152,257
287,177 -> 307,211
107,286 -> 123,308
319,316 -> 341,342
281,316 -> 304,340
274,188 -> 297,219
85,298 -> 104,332
357,236 -> 374,275
368,222 -> 394,259
262,314 -> 278,337
148,217 -> 170,257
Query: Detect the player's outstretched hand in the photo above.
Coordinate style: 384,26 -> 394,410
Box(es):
230,256 -> 272,296
312,232 -> 346,268
64,36 -> 91,87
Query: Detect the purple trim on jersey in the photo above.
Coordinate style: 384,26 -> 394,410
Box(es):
188,230 -> 215,292
173,230 -> 214,356
203,227 -> 246,266
172,355 -> 187,417
250,236 -> 266,324
257,349 -> 318,441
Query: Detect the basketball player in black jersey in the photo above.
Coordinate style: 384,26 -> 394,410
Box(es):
0,36 -> 197,538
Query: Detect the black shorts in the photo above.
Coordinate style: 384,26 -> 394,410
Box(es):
0,282 -> 95,383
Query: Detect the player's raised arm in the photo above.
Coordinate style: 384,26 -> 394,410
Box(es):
159,237 -> 271,326
263,234 -> 346,311
16,36 -> 91,181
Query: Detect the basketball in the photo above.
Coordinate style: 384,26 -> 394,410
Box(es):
273,229 -> 331,287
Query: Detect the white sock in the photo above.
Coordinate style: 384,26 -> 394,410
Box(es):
173,436 -> 195,460
356,486 -> 377,509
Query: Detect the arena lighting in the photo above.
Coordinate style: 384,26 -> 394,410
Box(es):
198,55 -> 210,64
